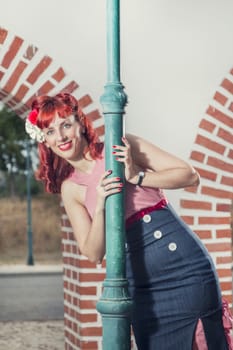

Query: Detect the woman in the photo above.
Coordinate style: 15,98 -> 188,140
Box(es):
25,92 -> 231,349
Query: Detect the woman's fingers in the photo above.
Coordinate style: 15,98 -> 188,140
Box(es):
111,138 -> 139,183
100,169 -> 112,182
103,183 -> 123,196
112,138 -> 131,163
112,137 -> 130,151
97,171 -> 123,198
122,136 -> 130,146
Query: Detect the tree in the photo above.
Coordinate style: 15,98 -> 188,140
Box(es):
0,106 -> 41,197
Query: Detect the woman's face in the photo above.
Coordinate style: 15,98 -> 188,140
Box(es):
43,113 -> 85,161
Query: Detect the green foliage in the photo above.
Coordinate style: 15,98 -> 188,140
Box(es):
0,106 -> 41,197
0,106 -> 27,172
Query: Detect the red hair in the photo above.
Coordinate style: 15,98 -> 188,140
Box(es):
33,93 -> 103,193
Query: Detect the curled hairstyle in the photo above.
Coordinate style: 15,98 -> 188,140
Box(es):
33,93 -> 103,193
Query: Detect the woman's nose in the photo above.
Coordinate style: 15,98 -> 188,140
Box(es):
57,129 -> 67,141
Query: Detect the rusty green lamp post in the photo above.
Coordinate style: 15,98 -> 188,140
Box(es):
26,139 -> 34,266
96,0 -> 133,349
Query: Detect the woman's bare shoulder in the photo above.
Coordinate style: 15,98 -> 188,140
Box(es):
61,178 -> 77,193
61,178 -> 84,204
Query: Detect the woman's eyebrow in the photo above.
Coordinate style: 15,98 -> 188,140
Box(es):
47,121 -> 66,129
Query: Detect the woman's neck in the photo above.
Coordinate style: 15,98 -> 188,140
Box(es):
70,151 -> 96,174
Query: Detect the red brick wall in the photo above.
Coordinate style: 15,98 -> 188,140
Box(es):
0,26 -> 104,138
180,69 -> 233,305
61,204 -> 105,350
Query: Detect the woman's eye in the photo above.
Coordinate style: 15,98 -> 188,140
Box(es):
63,123 -> 71,129
46,129 -> 54,136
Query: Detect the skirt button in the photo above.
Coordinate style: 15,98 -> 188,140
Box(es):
142,214 -> 151,223
168,242 -> 177,251
153,230 -> 162,239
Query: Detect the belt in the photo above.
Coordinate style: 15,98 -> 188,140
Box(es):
126,198 -> 168,229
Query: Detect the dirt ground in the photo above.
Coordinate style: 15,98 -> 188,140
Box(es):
0,320 -> 64,350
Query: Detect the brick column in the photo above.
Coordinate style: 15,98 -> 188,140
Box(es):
180,68 -> 233,304
61,204 -> 104,350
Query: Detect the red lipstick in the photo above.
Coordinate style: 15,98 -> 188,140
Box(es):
58,141 -> 72,151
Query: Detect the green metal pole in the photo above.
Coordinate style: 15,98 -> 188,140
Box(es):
96,1 -> 132,349
26,139 -> 34,266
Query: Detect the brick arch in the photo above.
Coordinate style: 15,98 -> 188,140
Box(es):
0,26 -> 104,349
0,26 -> 104,136
180,68 -> 233,304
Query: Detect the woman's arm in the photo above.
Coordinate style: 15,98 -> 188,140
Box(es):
113,134 -> 200,189
61,170 -> 122,263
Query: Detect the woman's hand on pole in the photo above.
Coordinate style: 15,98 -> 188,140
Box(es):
112,137 -> 140,185
96,170 -> 123,208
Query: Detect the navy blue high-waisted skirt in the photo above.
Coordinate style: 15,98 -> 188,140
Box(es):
125,204 -> 228,350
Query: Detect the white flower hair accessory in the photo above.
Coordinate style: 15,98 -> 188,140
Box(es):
25,109 -> 45,143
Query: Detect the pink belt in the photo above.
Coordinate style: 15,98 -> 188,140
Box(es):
126,198 -> 168,229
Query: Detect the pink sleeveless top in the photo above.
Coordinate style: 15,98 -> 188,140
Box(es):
69,156 -> 167,220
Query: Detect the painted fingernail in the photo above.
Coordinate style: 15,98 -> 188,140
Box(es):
108,169 -> 112,174
116,177 -> 121,180
112,151 -> 116,154
112,145 -> 117,148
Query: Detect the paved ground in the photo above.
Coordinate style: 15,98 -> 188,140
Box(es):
0,320 -> 64,350
0,265 -> 65,350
